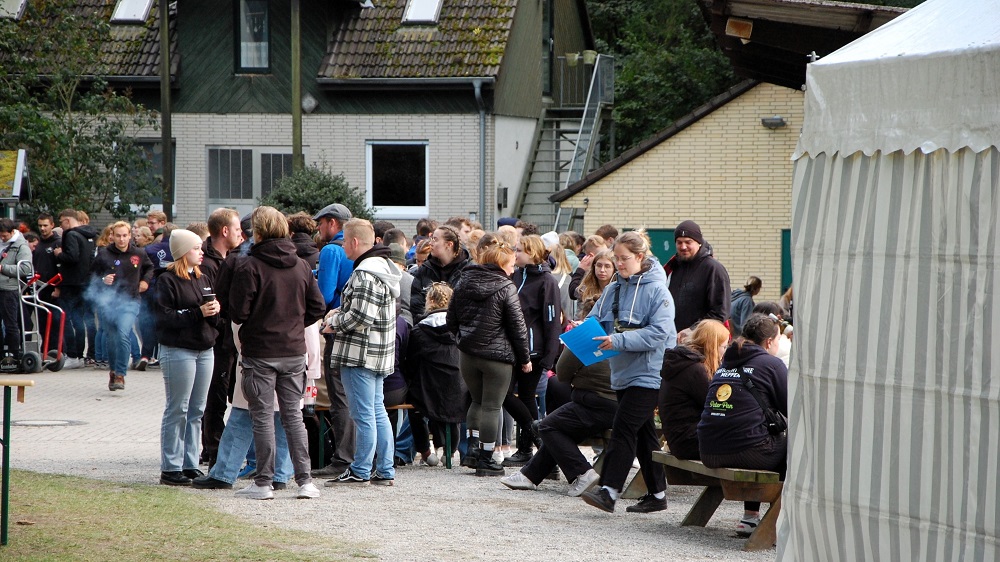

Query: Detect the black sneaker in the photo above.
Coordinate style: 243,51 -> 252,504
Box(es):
191,475 -> 233,489
272,481 -> 288,491
135,357 -> 149,371
502,449 -> 533,467
582,487 -> 616,513
324,469 -> 369,486
183,468 -> 205,479
626,493 -> 667,513
371,474 -> 394,486
160,471 -> 192,486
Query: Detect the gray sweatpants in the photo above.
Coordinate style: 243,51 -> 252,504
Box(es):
242,355 -> 313,487
459,351 -> 512,445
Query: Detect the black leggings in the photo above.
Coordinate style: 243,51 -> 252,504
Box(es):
701,433 -> 787,512
502,362 -> 544,429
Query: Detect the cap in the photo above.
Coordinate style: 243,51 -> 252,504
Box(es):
540,231 -> 560,247
497,217 -> 518,228
169,229 -> 202,261
313,203 -> 352,222
388,243 -> 406,265
674,220 -> 705,246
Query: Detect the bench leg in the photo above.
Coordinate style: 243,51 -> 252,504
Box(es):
681,486 -> 724,527
743,496 -> 781,551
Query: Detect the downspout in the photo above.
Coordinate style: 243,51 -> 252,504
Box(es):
473,80 -> 486,226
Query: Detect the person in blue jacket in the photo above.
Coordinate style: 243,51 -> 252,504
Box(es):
581,230 -> 676,514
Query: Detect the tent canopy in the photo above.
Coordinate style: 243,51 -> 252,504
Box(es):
797,0 -> 1000,157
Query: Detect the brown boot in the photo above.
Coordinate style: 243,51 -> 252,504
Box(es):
109,373 -> 125,391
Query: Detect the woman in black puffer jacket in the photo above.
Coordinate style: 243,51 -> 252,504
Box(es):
446,233 -> 531,477
411,225 -> 470,320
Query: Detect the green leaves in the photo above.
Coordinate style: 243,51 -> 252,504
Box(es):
259,163 -> 376,222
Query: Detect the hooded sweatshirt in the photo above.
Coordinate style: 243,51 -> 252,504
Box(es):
658,345 -> 710,460
328,245 -> 402,375
446,263 -> 530,366
588,256 -> 676,390
228,237 -> 326,358
512,261 -> 562,371
56,224 -> 99,287
697,342 -> 788,455
664,243 -> 731,332
729,288 -> 755,337
0,231 -> 32,291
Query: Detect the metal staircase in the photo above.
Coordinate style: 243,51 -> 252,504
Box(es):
515,55 -> 615,232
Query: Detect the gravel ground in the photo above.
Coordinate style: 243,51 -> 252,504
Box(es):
7,368 -> 777,561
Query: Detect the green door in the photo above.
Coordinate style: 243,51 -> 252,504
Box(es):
646,229 -> 676,265
781,228 -> 792,293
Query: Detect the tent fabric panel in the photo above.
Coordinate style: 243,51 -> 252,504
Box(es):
780,147 -> 1000,561
794,0 -> 1000,158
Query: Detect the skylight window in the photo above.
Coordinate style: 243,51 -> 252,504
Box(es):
111,0 -> 154,23
402,0 -> 444,24
0,0 -> 27,20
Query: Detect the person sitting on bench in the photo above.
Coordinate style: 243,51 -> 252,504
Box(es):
697,313 -> 788,537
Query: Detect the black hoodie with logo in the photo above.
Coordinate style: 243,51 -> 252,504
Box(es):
56,225 -> 99,287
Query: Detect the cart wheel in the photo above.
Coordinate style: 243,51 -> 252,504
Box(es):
46,355 -> 65,372
21,351 -> 42,373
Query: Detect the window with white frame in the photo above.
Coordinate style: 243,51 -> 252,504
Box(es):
402,0 -> 444,24
207,147 -> 294,205
366,141 -> 429,219
236,0 -> 269,72
0,0 -> 27,20
111,0 -> 154,23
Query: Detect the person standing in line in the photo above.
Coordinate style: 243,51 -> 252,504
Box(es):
53,209 -> 98,369
311,203 -> 357,478
90,221 -> 153,391
0,219 -> 32,367
33,213 -> 61,348
198,208 -> 244,468
447,234 -> 531,477
156,229 -> 221,486
137,223 -> 176,370
410,225 -> 470,320
581,230 -> 675,514
730,276 -> 762,337
324,219 -> 402,486
663,220 -> 731,341
227,206 -> 326,500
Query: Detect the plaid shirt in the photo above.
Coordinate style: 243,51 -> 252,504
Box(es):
328,256 -> 399,375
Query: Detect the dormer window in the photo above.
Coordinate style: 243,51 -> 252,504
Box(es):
402,0 -> 444,24
236,0 -> 269,72
0,0 -> 27,20
110,0 -> 154,23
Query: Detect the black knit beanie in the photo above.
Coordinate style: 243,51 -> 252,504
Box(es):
674,220 -> 705,245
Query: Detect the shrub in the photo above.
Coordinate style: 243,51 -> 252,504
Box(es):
259,163 -> 376,221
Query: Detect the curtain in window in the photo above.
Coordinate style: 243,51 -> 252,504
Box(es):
239,0 -> 268,69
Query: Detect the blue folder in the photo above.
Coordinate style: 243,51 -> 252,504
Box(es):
559,316 -> 619,366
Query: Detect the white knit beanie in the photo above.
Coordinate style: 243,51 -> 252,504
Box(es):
169,229 -> 202,261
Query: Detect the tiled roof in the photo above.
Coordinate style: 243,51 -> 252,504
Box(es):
318,0 -> 517,81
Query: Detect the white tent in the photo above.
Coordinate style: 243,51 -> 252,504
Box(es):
782,0 -> 1000,560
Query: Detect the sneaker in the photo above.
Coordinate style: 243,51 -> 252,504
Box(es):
63,357 -> 84,370
135,357 -> 149,371
736,515 -> 761,537
425,449 -> 439,467
500,471 -> 537,491
297,482 -> 321,499
97,360 -> 109,369
502,449 -> 533,467
148,358 -> 160,368
567,468 -> 600,497
371,474 -> 394,486
191,476 -> 233,489
109,374 -> 125,391
272,481 -> 288,491
159,471 -> 192,486
84,358 -> 97,367
626,493 -> 667,513
235,483 -> 274,500
237,463 -> 256,479
582,487 -> 616,513
324,469 -> 369,486
311,463 -> 345,477
182,468 -> 205,479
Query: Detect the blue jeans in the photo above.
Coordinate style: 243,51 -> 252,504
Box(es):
209,408 -> 292,484
159,345 -> 214,471
101,298 -> 139,376
96,323 -> 140,363
341,366 -> 394,479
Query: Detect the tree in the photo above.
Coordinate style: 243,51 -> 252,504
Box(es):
259,163 -> 376,221
0,0 -> 160,219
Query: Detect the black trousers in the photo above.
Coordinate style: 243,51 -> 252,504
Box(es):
521,388 -> 617,484
323,335 -> 355,469
0,290 -> 21,356
598,386 -> 666,494
138,291 -> 158,359
58,286 -> 89,359
702,433 -> 787,512
201,322 -> 237,464
411,411 -> 460,457
502,362 -> 544,430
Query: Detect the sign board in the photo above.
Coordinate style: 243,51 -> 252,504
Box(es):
0,149 -> 28,201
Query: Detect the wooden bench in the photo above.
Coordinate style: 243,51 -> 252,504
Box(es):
0,379 -> 33,546
651,450 -> 782,551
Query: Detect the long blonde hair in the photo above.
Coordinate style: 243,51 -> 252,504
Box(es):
685,320 -> 730,377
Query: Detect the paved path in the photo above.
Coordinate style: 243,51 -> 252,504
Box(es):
4,367 -> 776,561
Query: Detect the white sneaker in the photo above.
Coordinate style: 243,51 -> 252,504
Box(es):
426,449 -> 439,467
235,483 -> 274,500
500,471 -> 537,490
736,515 -> 762,537
492,450 -> 505,464
297,482 -> 320,499
567,468 -> 600,497
62,357 -> 84,370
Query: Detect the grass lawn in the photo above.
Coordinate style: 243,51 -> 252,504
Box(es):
2,470 -> 363,561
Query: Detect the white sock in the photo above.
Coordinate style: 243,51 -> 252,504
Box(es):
653,491 -> 665,500
470,430 -> 480,438
481,441 -> 495,451
602,486 -> 620,500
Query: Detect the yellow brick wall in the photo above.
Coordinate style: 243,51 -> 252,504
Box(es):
562,83 -> 803,302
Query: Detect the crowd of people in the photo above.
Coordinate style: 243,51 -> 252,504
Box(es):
6,206 -> 791,528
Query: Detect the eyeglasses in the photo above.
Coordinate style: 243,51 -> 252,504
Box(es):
612,254 -> 635,264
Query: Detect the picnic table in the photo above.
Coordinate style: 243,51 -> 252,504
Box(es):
0,379 -> 33,546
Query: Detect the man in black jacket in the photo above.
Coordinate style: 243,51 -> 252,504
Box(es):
33,213 -> 61,350
53,209 -> 99,369
664,220 -> 731,341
